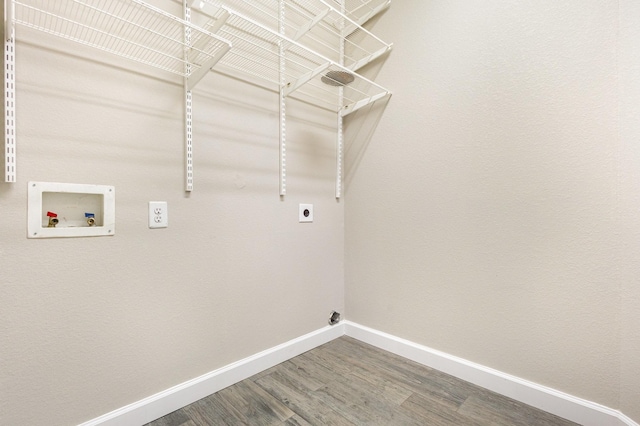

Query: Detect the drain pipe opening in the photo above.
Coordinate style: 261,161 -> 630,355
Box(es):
329,311 -> 341,326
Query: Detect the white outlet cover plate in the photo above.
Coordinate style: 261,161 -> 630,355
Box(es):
149,201 -> 168,228
299,204 -> 313,223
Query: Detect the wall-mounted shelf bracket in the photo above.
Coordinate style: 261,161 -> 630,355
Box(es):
186,9 -> 231,91
186,42 -> 230,90
283,62 -> 330,97
342,91 -> 389,117
348,44 -> 392,72
348,0 -> 391,27
293,7 -> 330,41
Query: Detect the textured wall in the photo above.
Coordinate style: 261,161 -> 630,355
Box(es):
0,8 -> 344,426
3,1 -> 639,424
619,0 -> 640,422
346,0 -> 629,414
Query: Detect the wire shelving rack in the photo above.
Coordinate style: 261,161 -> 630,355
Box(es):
4,0 -> 391,197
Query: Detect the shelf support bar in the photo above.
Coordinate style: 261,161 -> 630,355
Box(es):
186,7 -> 231,90
283,62 -> 330,97
336,99 -> 344,199
186,43 -> 230,91
351,0 -> 391,27
341,92 -> 389,117
293,8 -> 330,41
184,0 -> 194,191
335,0 -> 346,199
348,44 -> 392,72
279,0 -> 286,196
4,0 -> 16,183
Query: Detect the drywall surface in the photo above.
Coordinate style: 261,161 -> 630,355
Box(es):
619,0 -> 640,422
346,0 -> 625,413
0,7 -> 344,426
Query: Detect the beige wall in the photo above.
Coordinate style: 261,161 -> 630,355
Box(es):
0,11 -> 344,426
346,0 -> 638,420
3,1 -> 640,425
619,0 -> 640,422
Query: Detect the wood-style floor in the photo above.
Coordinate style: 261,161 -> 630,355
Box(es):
146,336 -> 579,426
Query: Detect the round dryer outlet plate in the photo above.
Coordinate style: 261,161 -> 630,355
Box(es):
299,204 -> 313,223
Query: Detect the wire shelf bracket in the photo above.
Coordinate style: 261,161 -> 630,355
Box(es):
345,0 -> 390,27
293,7 -> 330,41
283,61 -> 330,97
185,8 -> 231,91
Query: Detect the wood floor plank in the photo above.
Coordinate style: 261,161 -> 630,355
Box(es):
458,391 -> 580,426
183,392 -> 249,426
143,409 -> 191,426
401,392 -> 485,426
298,347 -> 354,378
281,414 -> 313,425
218,380 -> 295,425
148,337 -> 579,426
316,338 -> 473,408
277,360 -> 328,392
310,342 -> 414,405
309,376 -> 424,426
309,382 -> 389,425
255,370 -> 356,426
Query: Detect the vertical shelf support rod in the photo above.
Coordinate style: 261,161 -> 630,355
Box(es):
335,0 -> 345,199
184,0 -> 194,192
279,0 -> 286,196
4,0 -> 16,183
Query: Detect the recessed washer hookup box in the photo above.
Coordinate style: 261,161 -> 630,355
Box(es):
27,182 -> 115,238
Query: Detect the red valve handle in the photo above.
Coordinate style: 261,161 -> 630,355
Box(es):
46,211 -> 57,217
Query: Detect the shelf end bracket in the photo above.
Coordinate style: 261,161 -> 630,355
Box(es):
283,62 -> 330,97
341,91 -> 390,117
293,8 -> 330,41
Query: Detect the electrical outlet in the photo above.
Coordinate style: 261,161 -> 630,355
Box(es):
299,204 -> 313,223
149,201 -> 168,228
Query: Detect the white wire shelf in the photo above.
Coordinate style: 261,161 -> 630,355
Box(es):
11,0 -> 232,85
284,0 -> 392,71
195,0 -> 391,72
341,0 -> 390,26
193,4 -> 390,115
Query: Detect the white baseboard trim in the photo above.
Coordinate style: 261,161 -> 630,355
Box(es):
343,321 -> 638,426
80,321 -> 638,426
620,414 -> 640,426
79,324 -> 345,426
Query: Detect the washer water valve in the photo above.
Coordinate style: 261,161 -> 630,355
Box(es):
85,212 -> 96,226
46,211 -> 59,228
